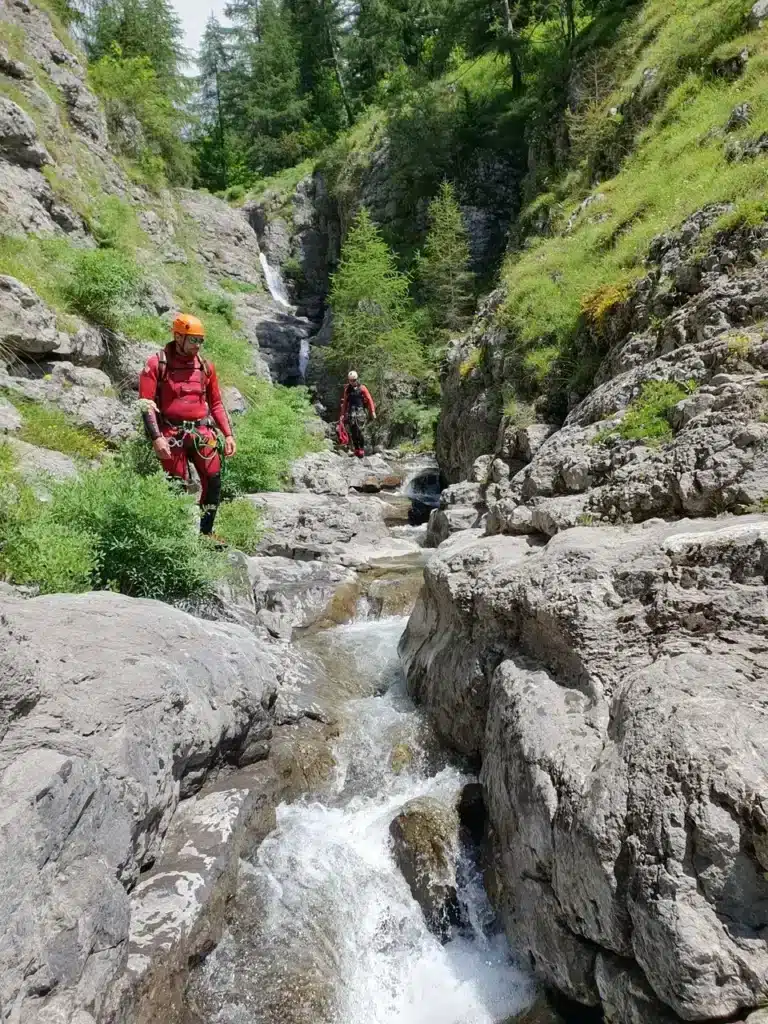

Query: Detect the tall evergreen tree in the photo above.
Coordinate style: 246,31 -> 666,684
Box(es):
328,209 -> 423,415
194,14 -> 233,190
417,181 -> 475,334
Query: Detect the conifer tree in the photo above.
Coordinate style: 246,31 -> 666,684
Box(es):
193,15 -> 233,191
328,209 -> 423,414
418,181 -> 475,334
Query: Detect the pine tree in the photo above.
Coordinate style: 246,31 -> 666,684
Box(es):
194,14 -> 233,190
328,208 -> 423,414
418,181 -> 475,334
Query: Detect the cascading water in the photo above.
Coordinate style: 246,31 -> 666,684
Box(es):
190,616 -> 536,1024
259,251 -> 292,309
299,336 -> 311,381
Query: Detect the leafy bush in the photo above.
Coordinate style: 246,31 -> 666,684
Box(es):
11,397 -> 106,460
64,247 -> 142,329
596,380 -> 697,447
123,313 -> 169,344
389,399 -> 439,448
215,498 -> 263,553
90,46 -> 192,185
226,385 -> 321,493
90,196 -> 147,252
3,515 -> 97,595
1,460 -> 224,600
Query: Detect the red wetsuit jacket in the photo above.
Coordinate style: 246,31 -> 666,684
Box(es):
340,383 -> 376,420
138,344 -> 232,440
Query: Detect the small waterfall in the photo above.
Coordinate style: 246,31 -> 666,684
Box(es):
299,336 -> 311,381
259,251 -> 292,309
192,616 -> 536,1024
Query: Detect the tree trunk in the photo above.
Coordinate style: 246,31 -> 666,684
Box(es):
500,0 -> 524,93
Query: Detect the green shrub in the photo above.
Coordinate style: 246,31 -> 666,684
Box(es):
90,196 -> 147,252
389,399 -> 439,448
2,516 -> 97,595
64,248 -> 142,329
11,397 -> 107,460
215,498 -> 263,553
123,313 -> 169,344
226,385 -> 321,493
191,289 -> 236,325
459,347 -> 482,378
46,463 -> 224,598
597,379 -> 697,447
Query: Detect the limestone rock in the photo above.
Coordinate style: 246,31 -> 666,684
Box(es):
0,362 -> 136,442
0,396 -> 22,432
0,591 -> 278,1022
247,555 -> 357,637
0,275 -> 66,355
750,0 -> 768,29
0,97 -> 49,167
389,796 -> 461,939
401,518 -> 768,1020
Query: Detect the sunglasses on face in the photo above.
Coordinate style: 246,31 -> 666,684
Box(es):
185,336 -> 205,345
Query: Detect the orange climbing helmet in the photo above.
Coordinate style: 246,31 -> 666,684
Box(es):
172,313 -> 205,339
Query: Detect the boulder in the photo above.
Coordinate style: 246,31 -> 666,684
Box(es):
389,796 -> 461,939
0,97 -> 49,167
0,275 -> 66,356
0,397 -> 22,432
750,0 -> 768,28
0,362 -> 136,442
0,591 -> 278,1022
401,517 -> 768,1021
247,555 -> 357,637
247,490 -> 391,562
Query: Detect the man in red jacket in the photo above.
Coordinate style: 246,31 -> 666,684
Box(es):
339,370 -> 376,458
139,314 -> 237,535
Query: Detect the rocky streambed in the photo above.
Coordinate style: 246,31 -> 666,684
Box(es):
0,450 -> 545,1024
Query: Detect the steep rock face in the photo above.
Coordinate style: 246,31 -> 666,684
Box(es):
401,518 -> 768,1023
0,591 -> 278,1024
439,211 -> 768,509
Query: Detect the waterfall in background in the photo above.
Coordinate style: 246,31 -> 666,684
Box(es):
259,251 -> 292,309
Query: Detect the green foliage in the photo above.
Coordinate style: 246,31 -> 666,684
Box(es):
0,444 -> 225,599
596,380 -> 697,447
63,246 -> 142,328
226,384 -> 322,493
328,209 -> 423,415
2,516 -> 97,595
123,313 -> 169,343
90,45 -> 192,184
215,498 -> 264,553
219,278 -> 262,295
459,346 -> 483,378
388,398 -> 440,448
498,0 -> 768,386
10,397 -> 107,460
503,395 -> 535,426
90,195 -> 147,251
417,181 -> 475,334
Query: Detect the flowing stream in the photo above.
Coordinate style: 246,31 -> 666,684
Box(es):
190,612 -> 536,1023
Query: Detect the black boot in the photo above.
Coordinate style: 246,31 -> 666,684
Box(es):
200,473 -> 222,536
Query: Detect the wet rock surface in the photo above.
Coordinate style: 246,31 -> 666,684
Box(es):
389,796 -> 461,939
401,517 -> 768,1022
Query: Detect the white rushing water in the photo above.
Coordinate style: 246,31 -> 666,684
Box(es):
259,251 -> 292,309
299,336 -> 311,381
196,617 -> 536,1024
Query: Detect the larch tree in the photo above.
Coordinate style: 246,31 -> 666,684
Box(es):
417,181 -> 475,335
